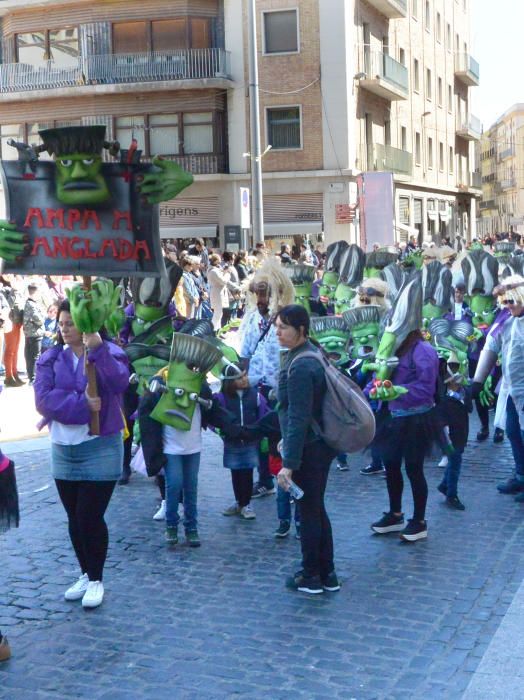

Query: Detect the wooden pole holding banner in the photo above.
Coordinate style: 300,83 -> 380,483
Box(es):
82,275 -> 100,435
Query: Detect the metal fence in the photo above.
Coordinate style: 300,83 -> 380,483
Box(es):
0,49 -> 231,93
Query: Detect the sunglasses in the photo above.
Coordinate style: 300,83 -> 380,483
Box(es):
501,299 -> 516,305
357,287 -> 385,298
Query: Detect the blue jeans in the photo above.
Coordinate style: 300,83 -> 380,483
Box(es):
164,452 -> 200,531
277,485 -> 300,524
505,396 -> 524,480
441,450 -> 463,498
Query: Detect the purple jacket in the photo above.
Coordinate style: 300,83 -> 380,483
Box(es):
388,340 -> 439,413
35,341 -> 129,436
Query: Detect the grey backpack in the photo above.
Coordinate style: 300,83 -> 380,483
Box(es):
288,350 -> 376,453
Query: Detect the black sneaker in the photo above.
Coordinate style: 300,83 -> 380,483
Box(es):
321,571 -> 341,592
360,463 -> 385,476
476,427 -> 489,442
371,511 -> 405,534
274,520 -> 291,538
336,460 -> 350,472
118,467 -> 131,486
437,482 -> 447,496
493,428 -> 505,444
252,483 -> 276,498
497,477 -> 524,494
185,530 -> 201,547
446,496 -> 465,510
400,519 -> 428,542
286,571 -> 323,595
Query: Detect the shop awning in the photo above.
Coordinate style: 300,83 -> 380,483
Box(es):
160,225 -> 218,239
263,221 -> 323,237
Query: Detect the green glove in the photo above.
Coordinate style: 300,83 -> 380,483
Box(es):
369,382 -> 409,402
66,279 -> 121,333
0,220 -> 27,262
479,376 -> 495,407
137,157 -> 194,204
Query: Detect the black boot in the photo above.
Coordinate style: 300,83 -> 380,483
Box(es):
476,427 -> 489,442
493,428 -> 504,444
118,466 -> 131,485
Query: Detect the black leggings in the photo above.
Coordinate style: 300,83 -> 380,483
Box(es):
55,480 -> 116,581
231,469 -> 253,508
384,456 -> 428,521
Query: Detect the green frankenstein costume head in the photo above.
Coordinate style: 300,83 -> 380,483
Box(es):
310,316 -> 350,367
334,244 -> 366,314
428,317 -> 473,380
130,262 -> 183,337
343,305 -> 384,361
285,265 -> 316,313
364,249 -> 399,279
422,261 -> 453,329
150,333 -> 222,430
318,240 -> 349,304
38,126 -> 117,206
461,250 -> 498,329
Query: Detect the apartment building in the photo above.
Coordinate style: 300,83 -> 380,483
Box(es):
0,0 -> 479,250
478,104 -> 524,237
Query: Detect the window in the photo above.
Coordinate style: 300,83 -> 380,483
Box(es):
16,28 -> 79,66
385,120 -> 391,146
183,112 -> 213,153
1,124 -> 24,159
414,58 -> 420,92
412,0 -> 418,19
428,137 -> 433,169
399,47 -> 405,66
425,1 -> 431,31
263,10 -> 298,54
267,107 -> 301,149
150,114 -> 179,155
113,18 -> 211,53
439,142 -> 444,171
448,85 -> 452,112
436,12 -> 441,42
1,121 -> 81,159
449,146 -> 454,173
446,23 -> 451,49
115,116 -> 147,153
438,77 -> 443,106
401,126 -> 407,151
415,131 -> 421,164
426,67 -> 432,100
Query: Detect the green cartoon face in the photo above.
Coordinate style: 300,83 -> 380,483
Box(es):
318,271 -> 339,304
293,283 -> 312,313
55,153 -> 110,206
312,329 -> 350,367
350,322 -> 380,360
150,362 -> 203,430
422,302 -> 446,329
334,283 -> 355,315
469,295 -> 496,329
132,304 -> 168,337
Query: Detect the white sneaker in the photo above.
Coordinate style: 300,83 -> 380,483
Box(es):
82,581 -> 104,609
240,505 -> 256,520
64,573 -> 89,601
153,500 -> 166,521
438,456 -> 449,468
222,502 -> 241,516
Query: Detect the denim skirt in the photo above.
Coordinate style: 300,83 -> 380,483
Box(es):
51,434 -> 124,481
223,444 -> 259,471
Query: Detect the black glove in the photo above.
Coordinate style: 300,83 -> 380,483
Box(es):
471,381 -> 483,400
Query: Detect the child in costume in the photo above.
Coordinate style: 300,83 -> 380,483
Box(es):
216,364 -> 268,520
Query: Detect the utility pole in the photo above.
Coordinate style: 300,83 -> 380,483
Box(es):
247,0 -> 264,244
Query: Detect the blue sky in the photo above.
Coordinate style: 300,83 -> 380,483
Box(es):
471,0 -> 524,130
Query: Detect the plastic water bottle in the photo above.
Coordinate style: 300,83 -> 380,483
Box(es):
287,480 -> 304,501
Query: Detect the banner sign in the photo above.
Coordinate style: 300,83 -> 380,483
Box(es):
0,159 -> 165,277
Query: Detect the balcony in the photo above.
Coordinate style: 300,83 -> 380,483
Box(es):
501,177 -> 516,190
456,114 -> 481,141
0,49 -> 232,95
363,0 -> 407,18
142,153 -> 227,175
454,53 -> 480,87
360,51 -> 408,101
479,199 -> 496,211
499,145 -> 515,161
367,143 -> 413,176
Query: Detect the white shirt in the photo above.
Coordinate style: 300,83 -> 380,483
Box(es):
50,348 -> 96,446
163,406 -> 202,455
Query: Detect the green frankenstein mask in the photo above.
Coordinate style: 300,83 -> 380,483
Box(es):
334,283 -> 355,315
428,318 -> 473,379
150,334 -> 222,430
468,294 -> 496,329
310,317 -> 350,367
286,265 -> 316,313
318,270 -> 339,304
343,306 -> 383,361
39,126 -> 111,206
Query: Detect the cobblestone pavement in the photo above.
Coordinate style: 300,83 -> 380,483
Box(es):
0,414 -> 523,700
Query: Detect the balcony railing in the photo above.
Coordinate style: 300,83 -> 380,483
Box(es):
360,51 -> 408,100
368,143 -> 413,176
456,114 -> 481,140
142,153 -> 227,175
501,177 -> 516,190
499,145 -> 515,160
0,49 -> 232,93
454,53 -> 480,86
479,199 -> 496,210
470,171 -> 482,188
364,0 -> 407,19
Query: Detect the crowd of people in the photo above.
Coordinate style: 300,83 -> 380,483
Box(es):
2,229 -> 524,659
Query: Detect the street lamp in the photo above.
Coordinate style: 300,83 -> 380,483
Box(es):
247,0 -> 264,245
